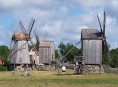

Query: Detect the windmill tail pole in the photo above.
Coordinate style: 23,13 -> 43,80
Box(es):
61,40 -> 81,63
8,41 -> 28,61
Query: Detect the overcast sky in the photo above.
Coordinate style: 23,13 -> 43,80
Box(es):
0,0 -> 118,49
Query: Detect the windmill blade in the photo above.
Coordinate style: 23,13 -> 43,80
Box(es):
30,30 -> 40,54
102,11 -> 108,53
30,41 -> 39,57
19,21 -> 27,33
104,40 -> 109,52
103,11 -> 106,37
30,39 -> 34,46
97,13 -> 103,33
27,18 -> 35,36
33,46 -> 39,55
29,39 -> 38,53
34,30 -> 40,45
102,38 -> 109,54
41,31 -> 48,41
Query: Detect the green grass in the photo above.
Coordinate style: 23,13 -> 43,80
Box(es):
0,69 -> 118,87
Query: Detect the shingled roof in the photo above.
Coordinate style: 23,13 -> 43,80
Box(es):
81,29 -> 102,40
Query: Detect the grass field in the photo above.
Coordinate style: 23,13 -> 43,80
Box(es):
0,69 -> 118,87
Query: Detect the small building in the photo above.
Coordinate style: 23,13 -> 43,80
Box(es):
29,49 -> 39,65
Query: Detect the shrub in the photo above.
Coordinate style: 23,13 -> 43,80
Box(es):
0,66 -> 8,71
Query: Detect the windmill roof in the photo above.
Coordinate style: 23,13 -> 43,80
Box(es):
81,29 -> 102,40
40,40 -> 54,47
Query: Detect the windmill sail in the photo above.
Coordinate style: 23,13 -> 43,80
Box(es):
97,14 -> 102,33
103,11 -> 106,37
34,30 -> 40,45
27,18 -> 35,35
19,21 -> 27,33
97,12 -> 109,53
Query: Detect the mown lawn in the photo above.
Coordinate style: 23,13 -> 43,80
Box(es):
0,69 -> 118,87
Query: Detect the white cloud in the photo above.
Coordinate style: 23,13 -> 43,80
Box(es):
0,0 -> 118,49
105,15 -> 118,48
0,0 -> 23,11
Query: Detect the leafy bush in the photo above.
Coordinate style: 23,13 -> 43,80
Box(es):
0,66 -> 8,71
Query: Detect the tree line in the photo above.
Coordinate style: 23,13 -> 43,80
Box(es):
55,42 -> 118,68
0,43 -> 118,68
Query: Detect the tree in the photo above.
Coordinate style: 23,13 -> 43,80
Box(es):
58,42 -> 66,56
55,49 -> 59,59
28,44 -> 34,51
102,44 -> 111,65
110,48 -> 118,68
0,45 -> 10,62
58,42 -> 81,62
102,51 -> 110,65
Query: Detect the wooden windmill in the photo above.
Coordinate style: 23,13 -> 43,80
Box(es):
34,31 -> 55,65
80,12 -> 108,74
8,18 -> 35,70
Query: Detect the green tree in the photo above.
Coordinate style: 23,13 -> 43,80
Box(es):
102,52 -> 110,65
58,42 -> 81,62
55,49 -> 59,59
28,44 -> 34,51
102,44 -> 111,65
0,45 -> 10,62
110,48 -> 118,68
58,42 -> 66,56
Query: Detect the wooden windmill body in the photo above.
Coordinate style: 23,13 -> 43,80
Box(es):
39,40 -> 55,64
81,29 -> 103,65
10,33 -> 31,64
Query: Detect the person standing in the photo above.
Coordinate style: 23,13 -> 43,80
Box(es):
58,66 -> 61,75
62,66 -> 66,75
